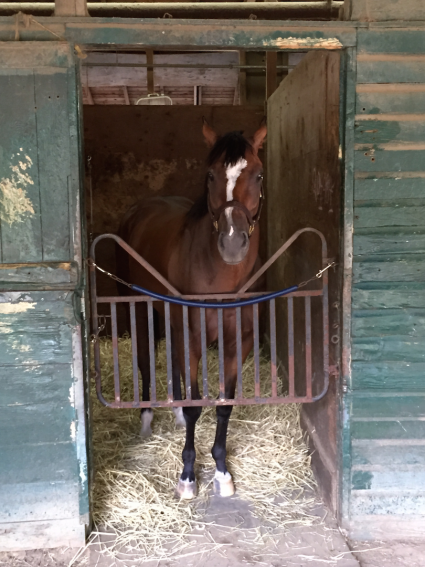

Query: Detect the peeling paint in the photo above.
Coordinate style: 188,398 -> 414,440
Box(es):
0,154 -> 35,225
0,302 -> 36,314
263,37 -> 342,49
70,421 -> 76,442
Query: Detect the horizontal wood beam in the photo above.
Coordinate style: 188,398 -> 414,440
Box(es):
54,0 -> 88,17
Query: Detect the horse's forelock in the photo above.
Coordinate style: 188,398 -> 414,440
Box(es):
207,131 -> 252,167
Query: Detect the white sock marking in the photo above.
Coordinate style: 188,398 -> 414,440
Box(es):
173,407 -> 186,427
214,469 -> 232,482
141,410 -> 153,435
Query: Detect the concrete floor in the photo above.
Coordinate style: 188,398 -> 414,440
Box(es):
3,490 -> 425,567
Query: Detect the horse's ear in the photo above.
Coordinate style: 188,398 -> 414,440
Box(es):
202,117 -> 218,148
251,119 -> 267,152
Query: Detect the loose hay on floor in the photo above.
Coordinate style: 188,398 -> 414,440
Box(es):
90,336 -> 319,561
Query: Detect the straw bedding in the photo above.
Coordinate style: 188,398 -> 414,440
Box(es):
90,335 -> 318,561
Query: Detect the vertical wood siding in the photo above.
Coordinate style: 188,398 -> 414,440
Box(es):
350,31 -> 425,528
0,43 -> 87,551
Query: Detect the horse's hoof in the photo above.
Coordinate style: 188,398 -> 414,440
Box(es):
213,470 -> 235,497
173,407 -> 186,429
175,478 -> 198,500
140,410 -> 153,437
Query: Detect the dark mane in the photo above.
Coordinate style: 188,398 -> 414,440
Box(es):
186,131 -> 252,224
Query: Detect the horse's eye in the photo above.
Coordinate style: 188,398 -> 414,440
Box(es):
208,171 -> 214,181
257,173 -> 264,181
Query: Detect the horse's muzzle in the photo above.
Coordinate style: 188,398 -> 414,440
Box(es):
218,228 -> 249,264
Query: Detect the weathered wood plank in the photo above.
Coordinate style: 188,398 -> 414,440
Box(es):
352,442 -> 425,467
0,481 -> 79,523
352,420 -> 425,440
358,30 -> 425,55
0,262 -> 78,289
353,255 -> 425,282
354,228 -> 425,255
353,394 -> 425,419
0,517 -> 85,552
352,361 -> 425,390
354,200 -> 425,227
0,42 -> 72,69
352,308 -> 425,338
357,88 -> 425,116
0,404 -> 76,446
352,469 -> 425,491
347,0 -> 425,22
355,150 -> 425,172
35,70 -> 72,261
351,492 -> 425,516
0,71 -> 42,262
0,442 -> 79,484
357,59 -> 425,84
0,364 -> 73,407
354,120 -> 425,145
0,291 -> 75,365
352,283 -> 425,309
354,178 -> 425,200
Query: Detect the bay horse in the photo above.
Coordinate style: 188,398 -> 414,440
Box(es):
118,119 -> 267,499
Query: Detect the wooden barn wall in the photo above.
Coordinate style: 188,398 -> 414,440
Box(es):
347,28 -> 425,538
0,42 -> 88,550
83,105 -> 265,308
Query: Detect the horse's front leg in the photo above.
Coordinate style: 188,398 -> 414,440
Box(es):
212,314 -> 253,497
176,347 -> 202,500
135,303 -> 154,437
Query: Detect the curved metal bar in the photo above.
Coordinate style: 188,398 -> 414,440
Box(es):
238,227 -> 328,293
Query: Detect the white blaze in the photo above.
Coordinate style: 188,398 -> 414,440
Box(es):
225,158 -> 247,234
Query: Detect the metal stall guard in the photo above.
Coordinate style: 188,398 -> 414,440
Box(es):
89,228 -> 330,408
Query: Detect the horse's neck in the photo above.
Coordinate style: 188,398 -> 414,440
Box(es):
177,215 -> 260,293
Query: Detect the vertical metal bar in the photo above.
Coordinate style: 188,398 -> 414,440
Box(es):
269,299 -> 278,398
236,307 -> 243,399
129,302 -> 139,403
164,302 -> 173,402
147,300 -> 156,402
253,303 -> 260,399
183,306 -> 191,400
110,303 -> 120,402
218,308 -> 225,399
200,308 -> 208,399
288,297 -> 295,398
305,296 -> 312,399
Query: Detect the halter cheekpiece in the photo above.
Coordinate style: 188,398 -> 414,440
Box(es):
207,190 -> 264,237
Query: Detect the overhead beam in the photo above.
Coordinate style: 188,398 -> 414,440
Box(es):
0,2 -> 343,19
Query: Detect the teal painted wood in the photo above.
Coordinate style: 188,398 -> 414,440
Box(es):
355,150 -> 425,172
352,442 -> 425,467
352,308 -> 425,337
353,255 -> 425,282
357,30 -> 425,55
0,481 -> 79,523
348,0 -> 425,22
354,228 -> 425,255
352,283 -> 425,309
352,394 -> 425,419
352,420 -> 425,440
352,361 -> 425,390
0,71 -> 42,262
34,70 -> 72,261
0,363 -> 73,406
0,262 -> 79,290
354,178 -> 425,200
0,442 -> 78,484
357,60 -> 425,84
351,492 -> 425,515
354,121 -> 425,145
357,91 -> 425,115
354,201 -> 425,227
352,469 -> 425,491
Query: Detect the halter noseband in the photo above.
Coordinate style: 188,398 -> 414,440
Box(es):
207,190 -> 264,237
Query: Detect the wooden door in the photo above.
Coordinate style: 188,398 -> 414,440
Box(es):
0,43 -> 88,550
267,50 -> 341,513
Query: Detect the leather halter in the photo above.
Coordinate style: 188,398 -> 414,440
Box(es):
207,189 -> 264,237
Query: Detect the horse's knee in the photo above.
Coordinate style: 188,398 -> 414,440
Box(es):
183,406 -> 202,424
211,443 -> 226,464
216,405 -> 233,422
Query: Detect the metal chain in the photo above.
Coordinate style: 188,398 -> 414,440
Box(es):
87,257 -> 336,293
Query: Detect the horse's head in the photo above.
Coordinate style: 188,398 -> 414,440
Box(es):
203,120 -> 267,265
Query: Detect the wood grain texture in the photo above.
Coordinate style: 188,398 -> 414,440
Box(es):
352,308 -> 425,338
352,283 -> 425,309
351,492 -> 425,515
347,0 -> 425,22
353,255 -> 425,282
357,58 -> 425,85
354,228 -> 425,255
353,420 -> 425,440
352,442 -> 425,467
354,200 -> 425,227
352,394 -> 425,419
358,30 -> 425,55
354,120 -> 425,145
352,360 -> 425,390
354,177 -> 425,200
0,262 -> 78,289
352,469 -> 425,491
355,150 -> 425,172
357,90 -> 425,115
